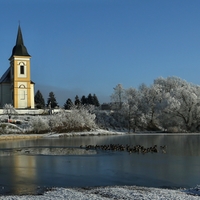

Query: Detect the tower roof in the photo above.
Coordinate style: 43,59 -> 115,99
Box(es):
9,25 -> 30,59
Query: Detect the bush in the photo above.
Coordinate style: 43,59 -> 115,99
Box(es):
50,106 -> 97,132
29,116 -> 50,133
27,106 -> 97,133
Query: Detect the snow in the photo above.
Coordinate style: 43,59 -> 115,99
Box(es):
44,129 -> 125,138
0,185 -> 200,200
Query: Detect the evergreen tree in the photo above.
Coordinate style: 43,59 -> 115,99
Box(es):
34,90 -> 45,109
81,95 -> 88,105
47,92 -> 58,109
64,98 -> 73,109
87,93 -> 94,105
93,94 -> 100,107
74,95 -> 80,106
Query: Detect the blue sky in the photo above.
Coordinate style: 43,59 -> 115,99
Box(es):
0,0 -> 200,106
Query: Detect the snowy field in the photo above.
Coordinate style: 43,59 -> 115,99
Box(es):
0,185 -> 200,200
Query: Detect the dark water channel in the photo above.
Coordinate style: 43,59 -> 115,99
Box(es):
0,133 -> 200,195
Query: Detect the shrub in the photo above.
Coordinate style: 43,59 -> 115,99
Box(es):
29,116 -> 50,133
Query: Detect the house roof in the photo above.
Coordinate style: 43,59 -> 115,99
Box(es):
9,25 -> 30,59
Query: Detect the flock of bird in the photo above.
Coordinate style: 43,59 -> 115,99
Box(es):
81,144 -> 167,154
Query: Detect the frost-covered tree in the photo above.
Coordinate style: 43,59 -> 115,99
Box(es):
123,88 -> 143,132
35,90 -> 45,109
138,83 -> 163,130
47,92 -> 58,109
111,84 -> 125,110
151,76 -> 200,132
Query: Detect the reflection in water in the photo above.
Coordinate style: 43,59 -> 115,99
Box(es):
0,133 -> 200,195
12,156 -> 37,194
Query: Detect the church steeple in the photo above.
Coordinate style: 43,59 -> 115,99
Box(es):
9,25 -> 30,59
16,24 -> 24,46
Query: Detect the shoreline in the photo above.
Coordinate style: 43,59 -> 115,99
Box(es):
1,130 -> 200,141
0,129 -> 126,140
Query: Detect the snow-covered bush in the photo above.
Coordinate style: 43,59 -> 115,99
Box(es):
58,105 -> 97,132
26,106 -> 97,133
29,116 -> 50,133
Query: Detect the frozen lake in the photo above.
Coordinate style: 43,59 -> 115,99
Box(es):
0,133 -> 200,195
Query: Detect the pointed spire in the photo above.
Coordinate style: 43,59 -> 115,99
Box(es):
16,25 -> 24,46
9,25 -> 30,59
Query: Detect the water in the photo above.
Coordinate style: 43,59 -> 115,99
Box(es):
0,133 -> 200,195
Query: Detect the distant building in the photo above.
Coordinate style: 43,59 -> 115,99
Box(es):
101,103 -> 112,110
0,25 -> 35,108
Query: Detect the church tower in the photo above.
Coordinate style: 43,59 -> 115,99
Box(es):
9,25 -> 34,108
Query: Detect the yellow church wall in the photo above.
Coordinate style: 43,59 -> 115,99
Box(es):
12,56 -> 32,108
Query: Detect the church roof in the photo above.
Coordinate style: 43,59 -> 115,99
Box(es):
9,25 -> 30,59
0,68 -> 10,83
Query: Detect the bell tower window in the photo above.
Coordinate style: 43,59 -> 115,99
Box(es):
20,65 -> 24,74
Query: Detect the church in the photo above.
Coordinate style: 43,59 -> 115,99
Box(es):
0,25 -> 35,109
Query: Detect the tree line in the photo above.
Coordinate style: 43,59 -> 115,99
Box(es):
111,76 -> 200,133
34,76 -> 200,133
34,91 -> 100,109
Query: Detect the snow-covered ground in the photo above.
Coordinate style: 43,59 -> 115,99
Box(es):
0,185 -> 200,200
0,129 -> 125,141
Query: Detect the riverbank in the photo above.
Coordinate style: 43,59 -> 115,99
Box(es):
1,129 -> 200,141
0,185 -> 200,200
0,129 -> 126,140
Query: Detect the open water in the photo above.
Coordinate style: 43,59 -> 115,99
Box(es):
0,133 -> 200,195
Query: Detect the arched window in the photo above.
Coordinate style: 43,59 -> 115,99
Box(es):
20,65 -> 24,74
19,62 -> 25,75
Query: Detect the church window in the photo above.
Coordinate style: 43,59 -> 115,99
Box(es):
20,65 -> 24,74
